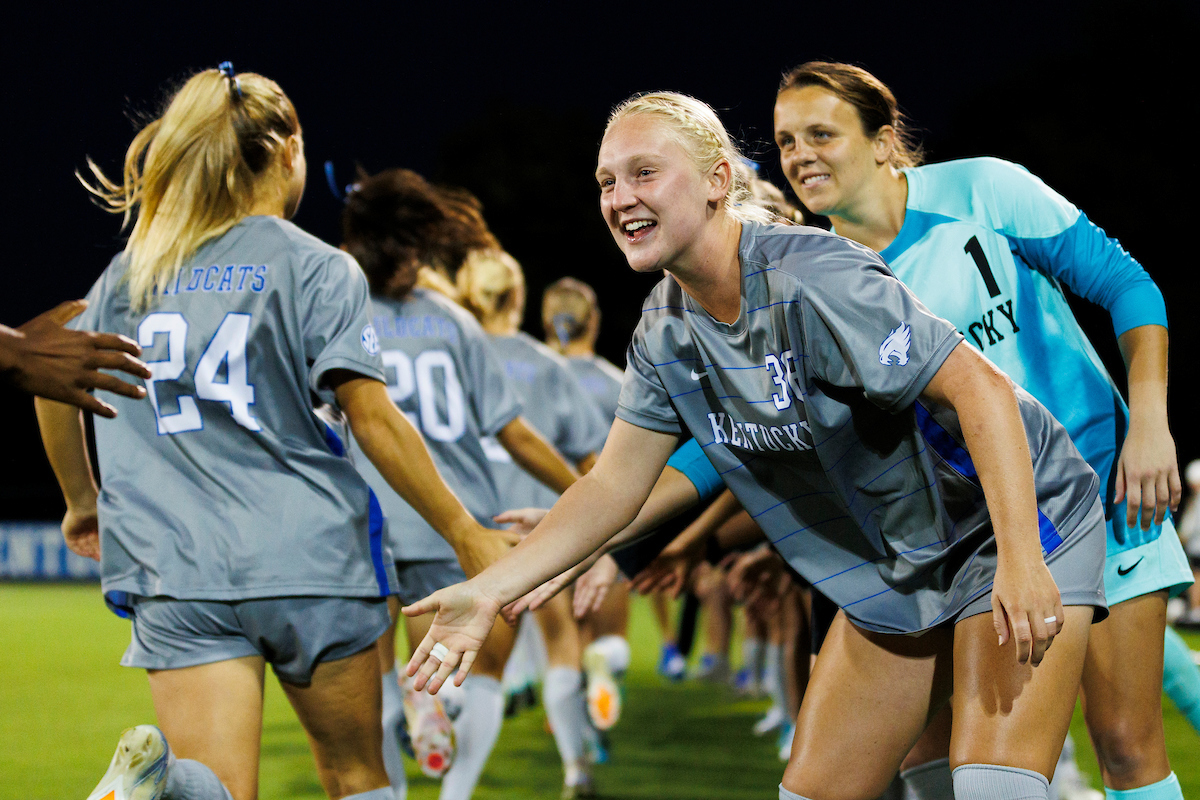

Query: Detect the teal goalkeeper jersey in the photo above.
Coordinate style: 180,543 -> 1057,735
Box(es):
874,157 -> 1167,554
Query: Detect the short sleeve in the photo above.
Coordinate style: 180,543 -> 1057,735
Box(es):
615,332 -> 681,433
799,247 -> 961,413
464,323 -> 523,436
301,251 -> 386,405
666,438 -> 723,500
548,363 -> 610,461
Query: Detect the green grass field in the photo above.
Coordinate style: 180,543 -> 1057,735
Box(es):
1,584 -> 1197,799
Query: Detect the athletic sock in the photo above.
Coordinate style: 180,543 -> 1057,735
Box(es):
779,785 -> 812,800
439,675 -> 504,800
380,667 -> 408,800
543,666 -> 589,785
1162,626 -> 1200,732
953,764 -> 1048,800
1105,773 -> 1183,800
590,634 -> 631,676
163,759 -> 234,800
900,757 -> 952,800
764,641 -> 785,714
343,791 -> 398,800
742,636 -> 763,680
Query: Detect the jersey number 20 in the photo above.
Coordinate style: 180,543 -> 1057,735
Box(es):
138,312 -> 262,434
381,349 -> 466,442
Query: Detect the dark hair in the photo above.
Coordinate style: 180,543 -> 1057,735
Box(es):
341,169 -> 497,298
779,62 -> 923,168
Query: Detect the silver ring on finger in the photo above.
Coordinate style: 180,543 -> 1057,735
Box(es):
430,642 -> 451,662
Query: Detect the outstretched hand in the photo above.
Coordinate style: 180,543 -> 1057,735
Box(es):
2,300 -> 150,418
573,554 -> 620,618
493,507 -> 549,535
403,580 -> 504,694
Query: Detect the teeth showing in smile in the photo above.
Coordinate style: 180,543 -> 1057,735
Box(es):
802,174 -> 829,186
623,220 -> 655,233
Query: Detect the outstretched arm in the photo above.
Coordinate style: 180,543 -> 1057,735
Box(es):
921,343 -> 1062,667
2,301 -> 150,418
334,374 -> 507,577
1113,324 -> 1179,537
403,419 -> 678,691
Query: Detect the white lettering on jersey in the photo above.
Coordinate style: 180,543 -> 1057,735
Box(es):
705,413 -> 813,454
879,322 -> 911,366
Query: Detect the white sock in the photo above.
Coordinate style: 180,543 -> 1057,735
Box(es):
543,666 -> 589,785
742,636 -> 764,678
344,791 -> 398,800
164,759 -> 234,800
439,675 -> 504,800
764,642 -> 785,713
590,634 -> 631,675
953,764 -> 1048,800
380,668 -> 408,800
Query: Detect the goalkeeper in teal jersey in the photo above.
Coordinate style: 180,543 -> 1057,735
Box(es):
773,60 -> 1195,800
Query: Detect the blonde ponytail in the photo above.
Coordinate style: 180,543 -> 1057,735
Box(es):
456,249 -> 524,324
80,66 -> 300,310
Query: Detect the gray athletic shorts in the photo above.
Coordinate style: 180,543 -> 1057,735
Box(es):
394,559 -> 467,606
958,496 -> 1109,624
121,595 -> 390,686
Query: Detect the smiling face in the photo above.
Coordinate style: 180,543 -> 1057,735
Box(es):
596,114 -> 723,274
773,85 -> 890,218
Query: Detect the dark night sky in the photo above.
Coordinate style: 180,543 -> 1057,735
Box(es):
2,1 -> 1196,517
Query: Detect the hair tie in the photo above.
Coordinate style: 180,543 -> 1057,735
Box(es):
217,61 -> 243,100
552,313 -> 578,347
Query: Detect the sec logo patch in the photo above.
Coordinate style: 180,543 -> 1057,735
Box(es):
361,324 -> 380,355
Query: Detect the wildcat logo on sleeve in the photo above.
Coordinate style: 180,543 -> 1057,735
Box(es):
878,322 -> 911,366
361,324 -> 380,355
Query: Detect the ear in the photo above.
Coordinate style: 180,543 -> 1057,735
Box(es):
872,125 -> 896,166
708,158 -> 733,203
281,134 -> 302,172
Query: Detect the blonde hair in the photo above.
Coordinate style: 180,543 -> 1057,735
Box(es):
542,277 -> 598,350
80,67 -> 300,310
456,249 -> 524,323
606,92 -> 774,225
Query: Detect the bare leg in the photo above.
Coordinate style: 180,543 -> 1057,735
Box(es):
281,645 -> 390,799
146,656 -> 266,800
1080,591 -> 1172,789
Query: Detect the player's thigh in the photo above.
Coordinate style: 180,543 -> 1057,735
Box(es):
536,592 -> 582,666
950,605 -> 1092,776
146,656 -> 266,800
1080,591 -> 1169,777
375,595 -> 401,670
782,611 -> 951,800
281,646 -> 389,798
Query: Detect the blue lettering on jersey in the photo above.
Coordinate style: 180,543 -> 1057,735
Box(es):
504,360 -> 539,384
237,265 -> 255,291
361,324 -> 380,355
169,264 -> 269,296
186,267 -> 204,292
202,266 -> 219,291
216,266 -> 235,292
373,314 -> 461,344
251,265 -> 268,292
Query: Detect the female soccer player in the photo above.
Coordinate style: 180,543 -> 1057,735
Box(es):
38,66 -> 505,800
339,168 -> 580,800
457,250 -> 610,796
771,61 -> 1194,800
404,91 -> 1110,800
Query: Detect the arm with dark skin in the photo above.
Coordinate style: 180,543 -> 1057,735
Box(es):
3,301 -> 150,418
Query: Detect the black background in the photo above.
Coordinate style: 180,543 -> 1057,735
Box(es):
2,0 -> 1195,517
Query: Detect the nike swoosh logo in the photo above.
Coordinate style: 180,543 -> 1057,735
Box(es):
690,369 -> 706,381
1117,557 -> 1144,577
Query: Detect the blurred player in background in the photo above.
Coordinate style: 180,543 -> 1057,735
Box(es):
340,168 -> 581,800
38,64 -> 509,800
772,61 -> 1196,800
458,250 -> 609,798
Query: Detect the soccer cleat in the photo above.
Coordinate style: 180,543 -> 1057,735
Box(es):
583,644 -> 622,731
657,643 -> 686,682
403,677 -> 456,779
733,666 -> 760,696
86,725 -> 172,800
753,705 -> 787,736
692,652 -> 731,683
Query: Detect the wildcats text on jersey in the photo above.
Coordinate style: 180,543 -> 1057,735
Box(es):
160,264 -> 268,295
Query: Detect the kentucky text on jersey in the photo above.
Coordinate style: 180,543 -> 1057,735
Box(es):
159,264 -> 268,295
707,412 -> 813,453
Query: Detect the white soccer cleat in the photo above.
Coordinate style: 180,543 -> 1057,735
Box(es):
86,725 -> 172,800
583,644 -> 622,731
403,677 -> 456,778
753,705 -> 787,736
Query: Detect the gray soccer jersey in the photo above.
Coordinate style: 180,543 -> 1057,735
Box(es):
616,221 -> 1103,634
567,354 -> 625,426
484,332 -> 610,510
346,288 -> 523,561
70,216 -> 397,606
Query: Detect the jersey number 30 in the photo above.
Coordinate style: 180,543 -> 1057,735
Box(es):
138,312 -> 262,434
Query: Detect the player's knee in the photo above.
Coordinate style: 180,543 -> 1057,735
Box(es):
1089,719 -> 1165,782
